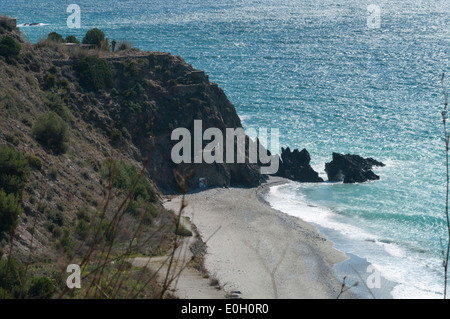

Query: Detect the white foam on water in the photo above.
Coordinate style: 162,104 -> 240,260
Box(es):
268,183 -> 377,243
266,182 -> 444,299
17,23 -> 49,27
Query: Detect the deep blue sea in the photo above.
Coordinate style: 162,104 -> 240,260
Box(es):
3,0 -> 450,298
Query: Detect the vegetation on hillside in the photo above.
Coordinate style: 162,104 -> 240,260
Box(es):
0,144 -> 30,197
82,28 -> 105,48
0,36 -> 21,63
47,32 -> 64,43
74,56 -> 114,91
0,21 -> 204,299
32,112 -> 69,154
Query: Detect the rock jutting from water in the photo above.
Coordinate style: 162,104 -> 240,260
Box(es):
325,152 -> 385,183
275,147 -> 324,183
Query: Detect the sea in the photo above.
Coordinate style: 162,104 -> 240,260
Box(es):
3,0 -> 450,298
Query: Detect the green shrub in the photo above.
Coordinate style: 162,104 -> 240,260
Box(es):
100,160 -> 156,201
75,220 -> 89,240
47,32 -> 64,43
127,201 -> 158,225
98,220 -> 114,243
126,200 -> 140,217
47,188 -> 55,200
32,112 -> 69,154
110,128 -> 122,144
37,202 -> 49,214
121,127 -> 132,141
0,190 -> 23,233
47,209 -> 64,227
0,36 -> 21,59
56,202 -> 65,212
58,79 -> 70,90
48,66 -> 58,74
49,225 -> 62,238
0,144 -> 30,197
48,166 -> 58,179
4,133 -> 19,146
82,28 -> 105,47
0,287 -> 12,299
65,35 -> 79,44
42,74 -> 56,90
26,155 -> 42,171
141,211 -> 153,226
133,181 -> 154,202
74,56 -> 113,91
76,207 -> 91,222
142,204 -> 159,226
57,228 -> 74,254
27,277 -> 54,299
0,259 -> 26,297
122,60 -> 139,78
41,91 -> 71,121
146,203 -> 159,218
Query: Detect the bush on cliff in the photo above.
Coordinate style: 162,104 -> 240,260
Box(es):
0,189 -> 23,234
32,112 -> 69,154
65,35 -> 79,44
27,277 -> 54,299
100,160 -> 157,202
82,28 -> 105,48
0,145 -> 30,197
74,56 -> 113,91
0,36 -> 21,60
47,32 -> 64,43
0,259 -> 26,298
41,91 -> 72,121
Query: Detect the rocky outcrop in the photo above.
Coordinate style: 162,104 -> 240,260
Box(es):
325,153 -> 385,183
63,53 -> 266,193
276,147 -> 323,182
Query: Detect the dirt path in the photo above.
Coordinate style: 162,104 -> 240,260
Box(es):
129,214 -> 228,299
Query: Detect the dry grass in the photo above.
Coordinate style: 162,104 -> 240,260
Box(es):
0,124 -> 199,299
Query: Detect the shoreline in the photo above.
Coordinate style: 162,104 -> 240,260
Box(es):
265,180 -> 398,299
163,176 -> 358,299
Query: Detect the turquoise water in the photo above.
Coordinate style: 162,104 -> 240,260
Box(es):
4,0 -> 450,298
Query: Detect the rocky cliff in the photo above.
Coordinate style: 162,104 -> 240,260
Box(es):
55,52 -> 266,193
0,25 -> 267,266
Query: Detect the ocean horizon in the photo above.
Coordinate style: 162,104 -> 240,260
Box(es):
4,0 -> 450,298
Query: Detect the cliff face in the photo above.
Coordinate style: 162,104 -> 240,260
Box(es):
0,24 -> 273,299
0,27 -> 266,262
53,52 -> 265,193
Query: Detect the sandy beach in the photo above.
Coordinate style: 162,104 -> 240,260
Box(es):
163,176 -> 356,299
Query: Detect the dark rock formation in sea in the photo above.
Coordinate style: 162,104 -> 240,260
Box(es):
276,147 -> 323,182
325,153 -> 385,183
